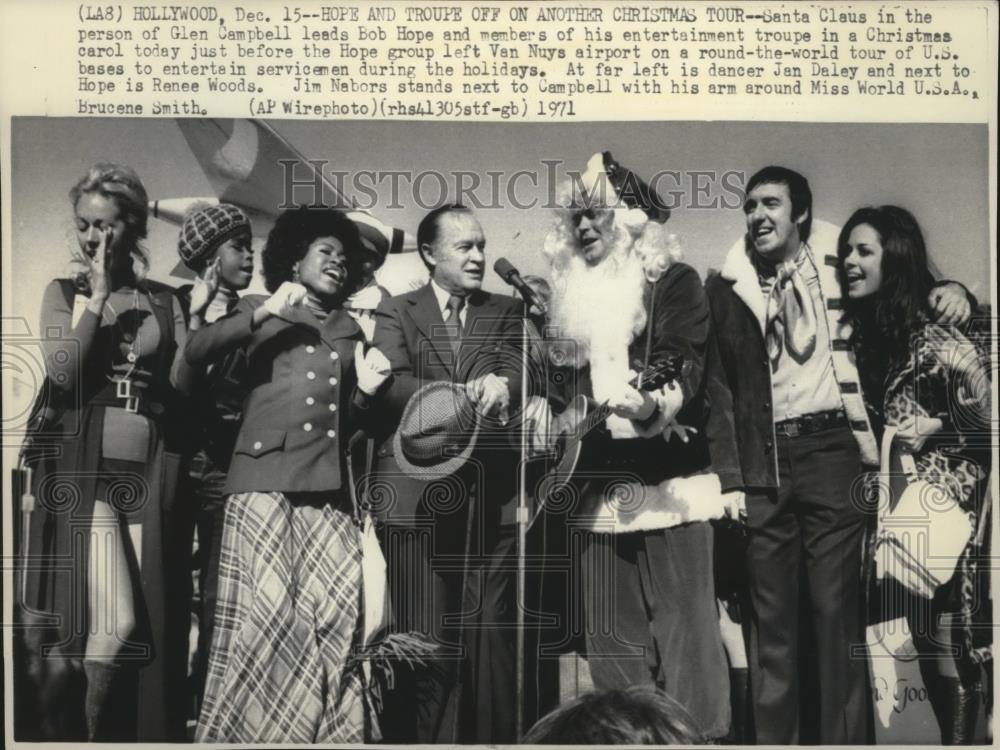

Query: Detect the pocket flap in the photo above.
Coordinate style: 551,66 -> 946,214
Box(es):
234,430 -> 286,457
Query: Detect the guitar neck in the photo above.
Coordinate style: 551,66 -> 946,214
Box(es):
583,365 -> 673,431
567,358 -> 684,440
540,358 -> 686,509
586,402 -> 612,431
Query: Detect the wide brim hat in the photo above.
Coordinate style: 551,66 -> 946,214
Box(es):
579,151 -> 671,224
393,381 -> 483,480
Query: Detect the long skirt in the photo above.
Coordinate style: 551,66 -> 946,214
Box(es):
195,491 -> 367,743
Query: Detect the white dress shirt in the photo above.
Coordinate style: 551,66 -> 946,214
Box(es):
429,278 -> 468,328
766,244 -> 843,421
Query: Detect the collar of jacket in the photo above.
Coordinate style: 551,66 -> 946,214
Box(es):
719,238 -> 822,336
275,305 -> 363,349
719,220 -> 878,465
720,236 -> 768,335
719,221 -> 838,334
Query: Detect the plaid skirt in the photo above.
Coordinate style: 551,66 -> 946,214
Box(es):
195,491 -> 367,743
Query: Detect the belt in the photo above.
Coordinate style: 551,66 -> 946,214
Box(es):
775,408 -> 847,437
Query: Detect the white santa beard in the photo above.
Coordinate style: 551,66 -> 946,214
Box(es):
549,251 -> 647,401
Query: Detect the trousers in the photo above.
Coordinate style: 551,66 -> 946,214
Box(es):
745,425 -> 871,744
580,522 -> 731,740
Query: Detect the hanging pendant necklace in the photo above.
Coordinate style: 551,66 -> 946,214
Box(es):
105,288 -> 141,413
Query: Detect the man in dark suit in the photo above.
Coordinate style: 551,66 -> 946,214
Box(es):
362,204 -> 525,744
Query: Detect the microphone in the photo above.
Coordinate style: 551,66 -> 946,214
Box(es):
493,258 -> 548,316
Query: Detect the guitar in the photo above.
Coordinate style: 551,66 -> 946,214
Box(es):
535,354 -> 688,511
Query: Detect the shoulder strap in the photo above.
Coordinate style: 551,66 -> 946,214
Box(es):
643,277 -> 659,374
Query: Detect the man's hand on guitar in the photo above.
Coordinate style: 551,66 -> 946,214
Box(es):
663,421 -> 698,443
607,384 -> 657,421
466,373 -> 510,422
524,396 -> 555,454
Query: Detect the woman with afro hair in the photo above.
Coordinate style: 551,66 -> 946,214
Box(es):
187,206 -> 391,743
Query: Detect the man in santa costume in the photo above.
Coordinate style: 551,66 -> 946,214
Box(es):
537,152 -> 740,740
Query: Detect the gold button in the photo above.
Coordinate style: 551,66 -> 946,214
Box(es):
329,377 -> 337,386
328,403 -> 337,412
306,397 -> 315,405
327,429 -> 336,438
329,351 -> 339,360
306,345 -> 316,354
303,422 -> 313,432
307,371 -> 316,380
253,441 -> 263,450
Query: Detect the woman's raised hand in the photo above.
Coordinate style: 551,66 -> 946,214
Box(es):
262,281 -> 308,320
190,257 -> 221,319
894,414 -> 943,454
88,227 -> 113,301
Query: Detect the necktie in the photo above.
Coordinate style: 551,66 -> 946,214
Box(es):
765,257 -> 817,368
444,293 -> 464,357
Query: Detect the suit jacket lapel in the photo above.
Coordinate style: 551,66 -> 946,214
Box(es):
406,283 -> 453,374
457,291 -> 508,382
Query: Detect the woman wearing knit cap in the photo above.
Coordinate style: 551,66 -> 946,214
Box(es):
20,163 -> 194,740
189,206 -> 391,743
172,202 -> 255,715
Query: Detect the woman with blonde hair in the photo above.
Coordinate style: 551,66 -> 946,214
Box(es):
22,163 -> 193,740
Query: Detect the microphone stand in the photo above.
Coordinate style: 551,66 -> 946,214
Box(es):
492,259 -> 546,739
515,309 -> 530,741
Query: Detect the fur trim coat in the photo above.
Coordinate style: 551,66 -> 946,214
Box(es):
705,220 -> 878,492
548,262 -> 736,532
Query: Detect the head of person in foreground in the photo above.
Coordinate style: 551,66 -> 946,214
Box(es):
521,686 -> 706,745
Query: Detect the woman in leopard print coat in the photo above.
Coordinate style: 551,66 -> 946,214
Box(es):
838,204 -> 991,745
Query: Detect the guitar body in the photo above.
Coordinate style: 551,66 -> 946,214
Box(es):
533,355 -> 688,524
543,395 -> 596,498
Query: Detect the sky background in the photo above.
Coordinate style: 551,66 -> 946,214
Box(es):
9,118 -> 991,326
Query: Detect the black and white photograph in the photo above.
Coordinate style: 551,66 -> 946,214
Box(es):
3,115 -> 993,745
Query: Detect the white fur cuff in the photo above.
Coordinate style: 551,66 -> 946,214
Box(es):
585,472 -> 729,533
